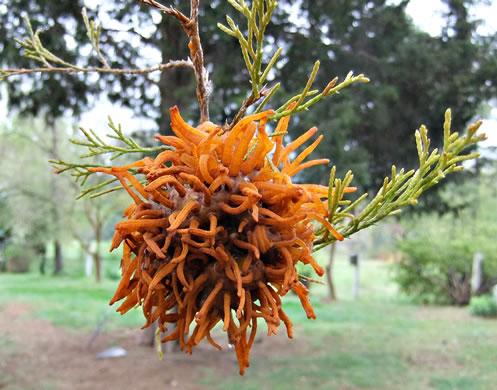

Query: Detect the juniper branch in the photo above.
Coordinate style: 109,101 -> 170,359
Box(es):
0,9 -> 194,82
67,116 -> 171,162
220,0 -> 280,128
82,8 -> 110,69
220,2 -> 370,126
50,116 -> 170,196
137,0 -> 211,122
313,109 -> 486,250
0,61 -> 194,80
270,71 -> 370,121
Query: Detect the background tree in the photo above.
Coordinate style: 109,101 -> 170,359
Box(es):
0,189 -> 11,272
0,115 -> 128,277
69,178 -> 129,283
0,116 -> 76,273
277,0 -> 497,191
1,0 -> 92,272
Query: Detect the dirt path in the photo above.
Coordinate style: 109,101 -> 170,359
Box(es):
0,303 -> 298,390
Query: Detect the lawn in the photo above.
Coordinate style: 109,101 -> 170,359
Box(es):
1,249 -> 496,390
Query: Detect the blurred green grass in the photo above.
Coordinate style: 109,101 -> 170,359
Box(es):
1,247 -> 497,389
0,239 -> 144,330
0,273 -> 144,330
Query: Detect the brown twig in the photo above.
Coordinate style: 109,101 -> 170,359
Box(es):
136,0 -> 190,23
137,0 -> 211,122
298,274 -> 325,285
1,60 -> 193,79
226,86 -> 272,130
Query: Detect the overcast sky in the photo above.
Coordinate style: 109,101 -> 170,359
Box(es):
404,0 -> 497,36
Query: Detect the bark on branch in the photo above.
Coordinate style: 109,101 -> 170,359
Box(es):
2,60 -> 193,78
137,0 -> 211,122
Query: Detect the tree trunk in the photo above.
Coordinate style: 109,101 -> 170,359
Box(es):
49,123 -> 64,275
39,251 -> 46,275
53,239 -> 63,275
158,17 -> 194,135
70,197 -> 106,283
325,243 -> 337,301
94,223 -> 102,283
445,0 -> 471,40
93,252 -> 102,282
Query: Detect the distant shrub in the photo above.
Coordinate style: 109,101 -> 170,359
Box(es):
469,295 -> 497,318
4,244 -> 37,273
394,175 -> 497,306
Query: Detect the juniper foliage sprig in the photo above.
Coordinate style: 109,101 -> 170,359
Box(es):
71,116 -> 170,160
49,116 -> 169,196
13,14 -> 80,70
269,70 -> 370,121
82,8 -> 110,69
218,0 -> 280,101
0,9 -> 193,81
219,1 -> 370,126
314,109 -> 486,250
